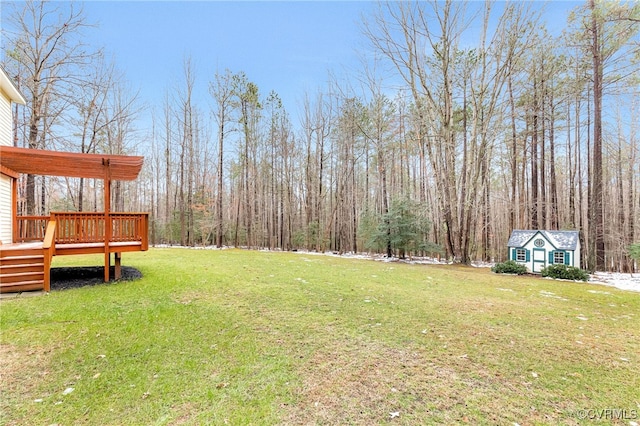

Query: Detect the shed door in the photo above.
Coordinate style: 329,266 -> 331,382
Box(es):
532,248 -> 546,273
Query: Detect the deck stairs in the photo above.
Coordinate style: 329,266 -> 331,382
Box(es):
0,245 -> 45,293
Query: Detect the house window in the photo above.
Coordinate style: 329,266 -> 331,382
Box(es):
553,251 -> 565,264
516,249 -> 526,262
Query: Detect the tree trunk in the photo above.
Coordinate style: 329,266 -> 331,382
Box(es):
590,0 -> 605,271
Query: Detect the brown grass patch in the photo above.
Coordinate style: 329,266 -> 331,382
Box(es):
0,343 -> 51,424
279,336 -> 590,425
281,338 -> 470,425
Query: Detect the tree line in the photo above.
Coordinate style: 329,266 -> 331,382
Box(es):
3,0 -> 639,271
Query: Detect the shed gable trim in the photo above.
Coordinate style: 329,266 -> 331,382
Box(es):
525,231 -> 558,251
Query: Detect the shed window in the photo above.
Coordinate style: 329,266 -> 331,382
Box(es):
516,249 -> 526,262
553,251 -> 565,264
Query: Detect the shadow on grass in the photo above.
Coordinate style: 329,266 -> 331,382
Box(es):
50,266 -> 142,291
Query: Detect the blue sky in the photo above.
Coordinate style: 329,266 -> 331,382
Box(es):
3,1 -> 582,130
81,1 -> 378,122
81,1 -> 580,118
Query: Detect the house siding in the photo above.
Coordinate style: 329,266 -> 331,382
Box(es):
1,87 -> 14,242
0,174 -> 11,243
0,90 -> 12,147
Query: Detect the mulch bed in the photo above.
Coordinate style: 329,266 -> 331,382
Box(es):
50,266 -> 142,291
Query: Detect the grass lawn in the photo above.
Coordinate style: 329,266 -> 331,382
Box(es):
1,248 -> 639,425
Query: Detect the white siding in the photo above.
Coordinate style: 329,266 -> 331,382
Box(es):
0,90 -> 12,147
1,90 -> 14,242
0,174 -> 11,243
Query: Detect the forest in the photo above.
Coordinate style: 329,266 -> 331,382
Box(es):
2,1 -> 639,272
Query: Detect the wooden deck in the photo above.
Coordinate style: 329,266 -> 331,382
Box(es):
0,213 -> 148,293
1,146 -> 148,293
1,240 -> 143,256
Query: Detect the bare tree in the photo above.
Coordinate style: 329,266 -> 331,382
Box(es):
568,0 -> 640,270
3,0 -> 97,214
209,69 -> 235,247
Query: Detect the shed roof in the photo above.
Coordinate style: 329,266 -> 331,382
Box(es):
508,230 -> 580,251
0,146 -> 144,181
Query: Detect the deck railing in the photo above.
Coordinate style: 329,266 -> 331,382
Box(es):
15,216 -> 49,242
15,212 -> 148,248
54,212 -> 105,244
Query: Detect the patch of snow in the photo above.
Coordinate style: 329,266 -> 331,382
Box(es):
471,260 -> 495,268
153,244 -> 229,250
589,272 -> 640,293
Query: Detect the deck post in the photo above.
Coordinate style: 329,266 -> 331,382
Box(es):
114,252 -> 121,280
11,175 -> 17,243
103,159 -> 111,282
42,220 -> 57,293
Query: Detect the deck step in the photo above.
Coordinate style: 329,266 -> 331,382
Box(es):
0,246 -> 46,292
0,271 -> 45,284
0,247 -> 43,258
0,263 -> 45,274
0,280 -> 45,293
0,255 -> 44,266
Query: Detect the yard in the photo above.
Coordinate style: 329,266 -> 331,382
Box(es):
1,248 -> 639,425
